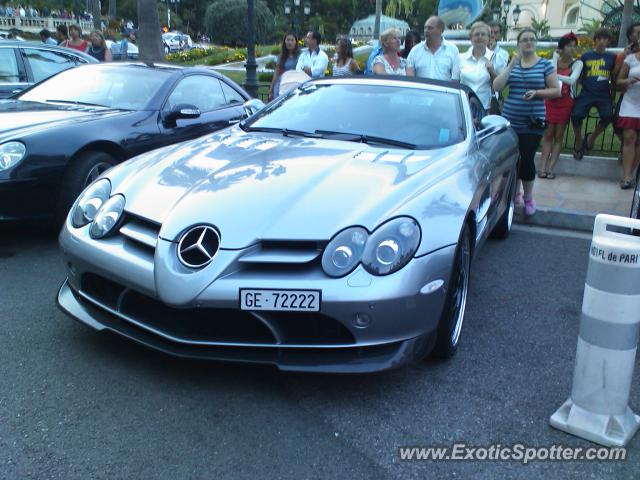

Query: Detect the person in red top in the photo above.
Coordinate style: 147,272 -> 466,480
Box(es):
62,24 -> 89,53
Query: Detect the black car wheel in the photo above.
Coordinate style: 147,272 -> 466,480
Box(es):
490,175 -> 515,239
432,225 -> 472,359
631,169 -> 640,220
56,151 -> 116,225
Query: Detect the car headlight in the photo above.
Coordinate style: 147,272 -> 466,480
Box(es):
90,194 -> 125,239
71,179 -> 111,228
0,141 -> 26,171
321,227 -> 368,277
362,217 -> 421,276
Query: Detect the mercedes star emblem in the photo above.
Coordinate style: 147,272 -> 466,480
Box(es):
177,225 -> 221,268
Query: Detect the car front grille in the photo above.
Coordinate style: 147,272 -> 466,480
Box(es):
80,273 -> 355,346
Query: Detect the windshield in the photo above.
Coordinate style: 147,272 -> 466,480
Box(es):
19,65 -> 171,110
244,82 -> 465,149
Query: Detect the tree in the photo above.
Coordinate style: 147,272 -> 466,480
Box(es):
137,0 -> 164,62
579,18 -> 602,37
205,0 -> 275,46
373,0 -> 381,40
385,0 -> 413,19
619,0 -> 635,47
109,0 -> 116,19
92,0 -> 101,30
530,18 -> 550,40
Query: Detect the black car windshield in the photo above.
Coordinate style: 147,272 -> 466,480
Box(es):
245,82 -> 465,149
19,66 -> 171,110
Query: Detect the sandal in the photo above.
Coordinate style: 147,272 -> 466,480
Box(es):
538,171 -> 548,179
621,179 -> 634,190
546,172 -> 556,179
573,145 -> 584,160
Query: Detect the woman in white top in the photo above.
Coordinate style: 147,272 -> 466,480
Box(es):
332,38 -> 358,76
616,47 -> 640,188
459,22 -> 496,110
372,28 -> 407,76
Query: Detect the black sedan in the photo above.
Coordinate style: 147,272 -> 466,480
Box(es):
0,41 -> 97,98
0,62 -> 255,223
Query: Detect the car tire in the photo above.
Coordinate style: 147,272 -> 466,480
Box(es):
630,169 -> 640,220
56,151 -> 116,225
490,175 -> 516,240
432,225 -> 472,359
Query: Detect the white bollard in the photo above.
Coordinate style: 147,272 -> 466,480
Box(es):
550,214 -> 640,447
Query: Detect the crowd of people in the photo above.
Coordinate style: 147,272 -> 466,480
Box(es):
268,16 -> 638,216
0,3 -> 93,21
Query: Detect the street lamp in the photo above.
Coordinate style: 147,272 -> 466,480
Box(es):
166,0 -> 180,30
245,0 -> 258,98
512,4 -> 521,29
283,0 -> 310,35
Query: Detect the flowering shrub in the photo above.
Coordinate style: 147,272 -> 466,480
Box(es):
165,47 -> 211,63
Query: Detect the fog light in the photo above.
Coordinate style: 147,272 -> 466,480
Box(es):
352,313 -> 371,329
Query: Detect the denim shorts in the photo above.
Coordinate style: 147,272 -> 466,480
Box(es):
570,94 -> 613,127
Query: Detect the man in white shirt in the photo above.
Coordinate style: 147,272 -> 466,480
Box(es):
406,16 -> 460,81
488,21 -> 509,75
296,31 -> 329,78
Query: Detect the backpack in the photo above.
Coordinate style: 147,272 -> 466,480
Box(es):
364,41 -> 383,75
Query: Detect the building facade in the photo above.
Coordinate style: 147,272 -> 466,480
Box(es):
503,0 -> 611,40
350,14 -> 411,41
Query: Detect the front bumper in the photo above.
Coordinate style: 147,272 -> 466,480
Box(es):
58,219 -> 456,373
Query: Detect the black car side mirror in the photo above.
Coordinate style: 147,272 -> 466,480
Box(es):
163,104 -> 201,127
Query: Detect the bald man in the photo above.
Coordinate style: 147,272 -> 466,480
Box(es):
406,16 -> 460,81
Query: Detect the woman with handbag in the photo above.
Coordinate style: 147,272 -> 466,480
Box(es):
493,28 -> 561,216
539,33 -> 583,179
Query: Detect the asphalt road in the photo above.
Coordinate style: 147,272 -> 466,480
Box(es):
0,225 -> 638,479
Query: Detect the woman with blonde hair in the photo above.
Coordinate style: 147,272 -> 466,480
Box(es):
459,22 -> 496,110
88,30 -> 112,62
372,28 -> 407,75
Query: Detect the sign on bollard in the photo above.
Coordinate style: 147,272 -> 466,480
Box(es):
550,214 -> 640,447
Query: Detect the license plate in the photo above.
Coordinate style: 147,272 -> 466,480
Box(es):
240,289 -> 321,312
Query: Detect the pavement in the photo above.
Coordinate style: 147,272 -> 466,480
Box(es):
515,152 -> 635,232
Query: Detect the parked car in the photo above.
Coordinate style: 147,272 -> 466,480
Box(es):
162,32 -> 192,53
0,62 -> 252,223
0,40 -> 97,98
57,76 -> 519,373
106,39 -> 139,60
0,30 -> 26,41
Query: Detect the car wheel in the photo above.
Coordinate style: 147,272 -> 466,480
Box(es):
432,225 -> 472,359
490,175 -> 515,240
56,151 -> 116,225
631,169 -> 640,219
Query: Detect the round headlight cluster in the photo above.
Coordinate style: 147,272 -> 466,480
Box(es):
321,227 -> 368,277
0,142 -> 26,171
71,178 -> 125,238
322,217 -> 421,278
362,218 -> 421,276
72,179 -> 111,227
90,194 -> 125,239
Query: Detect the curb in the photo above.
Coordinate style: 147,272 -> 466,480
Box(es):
536,153 -> 620,181
514,205 -> 597,232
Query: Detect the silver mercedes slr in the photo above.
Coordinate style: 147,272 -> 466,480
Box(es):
57,77 -> 519,373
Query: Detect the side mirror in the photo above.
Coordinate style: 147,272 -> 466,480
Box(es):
243,98 -> 265,118
479,115 -> 510,133
163,103 -> 201,127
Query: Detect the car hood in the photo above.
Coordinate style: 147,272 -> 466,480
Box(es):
0,100 -> 134,140
112,129 -> 463,248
